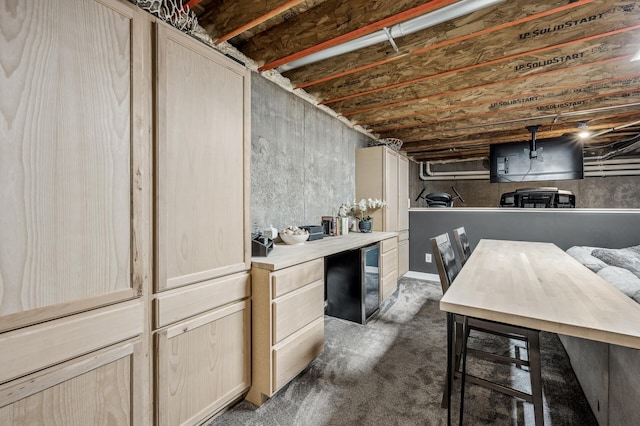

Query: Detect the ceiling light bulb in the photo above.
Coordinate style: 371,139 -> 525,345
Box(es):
578,122 -> 589,138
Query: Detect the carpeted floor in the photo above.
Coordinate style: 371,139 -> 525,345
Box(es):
209,278 -> 597,425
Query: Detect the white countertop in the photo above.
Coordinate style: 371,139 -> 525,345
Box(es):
252,231 -> 398,271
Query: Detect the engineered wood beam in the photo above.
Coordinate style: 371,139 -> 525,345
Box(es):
284,0 -> 584,88
384,95 -> 640,142
196,0 -> 323,44
372,86 -> 640,135
322,25 -> 640,109
234,0 -> 458,69
307,0 -> 622,100
351,73 -> 640,127
402,114 -> 640,155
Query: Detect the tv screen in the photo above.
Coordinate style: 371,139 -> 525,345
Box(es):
489,136 -> 584,183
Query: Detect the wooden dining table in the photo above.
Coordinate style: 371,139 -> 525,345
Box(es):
439,239 -> 640,424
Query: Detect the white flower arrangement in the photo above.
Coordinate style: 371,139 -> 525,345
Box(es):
349,198 -> 387,221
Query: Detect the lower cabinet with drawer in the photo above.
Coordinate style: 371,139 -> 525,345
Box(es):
0,338 -> 146,425
247,258 -> 325,406
153,272 -> 251,426
380,237 -> 399,301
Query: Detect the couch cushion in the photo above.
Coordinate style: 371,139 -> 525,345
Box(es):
566,246 -> 608,273
592,247 -> 640,279
597,266 -> 640,298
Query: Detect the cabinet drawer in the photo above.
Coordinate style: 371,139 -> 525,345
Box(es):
380,249 -> 398,277
380,237 -> 398,253
272,317 -> 324,393
0,300 -> 143,385
271,259 -> 324,299
381,269 -> 399,301
398,230 -> 409,242
154,272 -> 250,328
272,280 -> 324,344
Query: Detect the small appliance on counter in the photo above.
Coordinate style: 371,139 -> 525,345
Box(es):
251,234 -> 274,257
300,225 -> 324,241
321,216 -> 336,236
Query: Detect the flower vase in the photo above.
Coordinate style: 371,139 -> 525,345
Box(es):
359,220 -> 372,233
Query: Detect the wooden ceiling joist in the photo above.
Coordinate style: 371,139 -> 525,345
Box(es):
384,96 -> 640,143
321,24 -> 640,106
356,73 -> 640,128
341,55 -> 636,119
311,0 -> 634,102
252,0 -> 461,70
292,0 -> 596,90
215,0 -> 309,44
370,80 -> 640,133
401,112 -> 640,148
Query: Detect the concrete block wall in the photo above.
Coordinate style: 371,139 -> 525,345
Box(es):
251,73 -> 371,231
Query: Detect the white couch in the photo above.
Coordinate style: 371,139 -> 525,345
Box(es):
561,245 -> 640,425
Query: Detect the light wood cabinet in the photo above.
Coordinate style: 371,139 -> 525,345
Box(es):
155,23 -> 251,292
153,20 -> 252,424
380,237 -> 399,301
155,300 -> 250,426
247,259 -> 325,406
398,155 -> 410,232
356,146 -> 398,232
0,0 -> 148,331
356,146 -> 409,293
397,156 -> 410,277
0,0 -> 151,423
1,0 -> 251,423
0,339 -> 145,425
398,231 -> 410,277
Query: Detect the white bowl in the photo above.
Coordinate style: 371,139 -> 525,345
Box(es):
279,232 -> 309,245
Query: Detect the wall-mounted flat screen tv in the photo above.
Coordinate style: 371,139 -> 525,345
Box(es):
489,136 -> 584,183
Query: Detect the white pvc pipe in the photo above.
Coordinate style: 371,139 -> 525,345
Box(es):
585,170 -> 640,177
277,0 -> 505,72
419,159 -> 640,181
584,164 -> 640,171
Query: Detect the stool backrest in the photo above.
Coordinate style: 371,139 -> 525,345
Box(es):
452,226 -> 472,265
430,233 -> 461,294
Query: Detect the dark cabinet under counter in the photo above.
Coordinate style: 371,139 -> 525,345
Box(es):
325,243 -> 380,324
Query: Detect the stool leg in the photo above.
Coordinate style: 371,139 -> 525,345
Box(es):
459,316 -> 470,426
455,320 -> 463,371
444,313 -> 454,424
528,330 -> 544,426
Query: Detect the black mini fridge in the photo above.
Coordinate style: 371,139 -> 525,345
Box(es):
325,243 -> 380,324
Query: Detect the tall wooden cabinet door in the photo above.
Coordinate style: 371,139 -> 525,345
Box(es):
397,155 -> 409,232
155,24 -> 251,291
0,339 -> 146,425
356,146 -> 399,232
156,301 -> 251,426
0,0 -> 148,332
384,149 -> 399,232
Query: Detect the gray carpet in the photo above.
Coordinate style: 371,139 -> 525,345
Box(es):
209,278 -> 597,425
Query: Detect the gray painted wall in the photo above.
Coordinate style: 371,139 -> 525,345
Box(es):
408,160 -> 640,208
409,208 -> 640,274
251,74 -> 371,230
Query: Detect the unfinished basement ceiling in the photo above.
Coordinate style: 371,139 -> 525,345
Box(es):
188,0 -> 640,162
